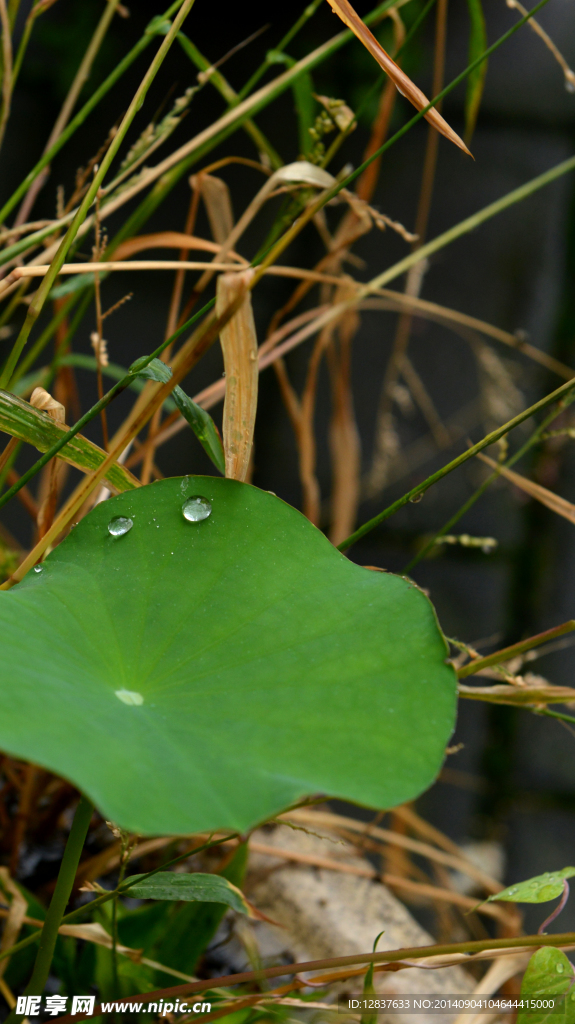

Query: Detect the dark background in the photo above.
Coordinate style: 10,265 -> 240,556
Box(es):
1,0 -> 575,937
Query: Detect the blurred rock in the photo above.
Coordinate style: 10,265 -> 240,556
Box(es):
243,824 -> 473,1024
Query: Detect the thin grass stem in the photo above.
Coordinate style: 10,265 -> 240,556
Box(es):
6,795 -> 93,1024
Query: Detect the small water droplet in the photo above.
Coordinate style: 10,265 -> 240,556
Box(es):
508,887 -> 518,894
182,495 -> 212,522
108,515 -> 133,537
267,490 -> 277,496
33,565 -> 43,573
557,963 -> 565,973
115,689 -> 144,706
565,78 -> 575,93
409,491 -> 424,503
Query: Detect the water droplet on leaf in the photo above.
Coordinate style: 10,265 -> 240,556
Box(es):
557,963 -> 565,973
33,565 -> 43,573
115,689 -> 144,706
182,496 -> 212,522
108,516 -> 133,537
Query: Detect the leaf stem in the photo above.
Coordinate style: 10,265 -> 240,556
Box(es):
7,795 -> 94,1024
539,880 -> 570,935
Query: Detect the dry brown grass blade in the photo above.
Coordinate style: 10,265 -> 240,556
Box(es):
324,0 -> 472,156
477,451 -> 575,525
328,287 -> 362,545
299,325 -> 334,524
458,681 -> 575,704
217,271 -> 259,481
113,232 -> 248,264
196,174 -> 235,245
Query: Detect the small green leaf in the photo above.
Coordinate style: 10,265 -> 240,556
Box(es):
487,868 -> 575,904
464,0 -> 487,144
126,872 -> 252,915
517,947 -> 575,1024
151,843 -> 248,976
135,357 -> 172,384
135,359 -> 224,473
0,477 -> 456,836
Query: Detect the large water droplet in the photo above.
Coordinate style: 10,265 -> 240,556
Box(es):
115,689 -> 144,706
557,963 -> 565,973
182,495 -> 212,522
33,565 -> 43,573
108,515 -> 133,537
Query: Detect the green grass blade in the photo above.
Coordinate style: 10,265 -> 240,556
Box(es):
0,390 -> 139,492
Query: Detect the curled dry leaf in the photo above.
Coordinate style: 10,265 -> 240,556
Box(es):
30,387 -> 65,425
324,0 -> 472,156
217,270 -> 259,481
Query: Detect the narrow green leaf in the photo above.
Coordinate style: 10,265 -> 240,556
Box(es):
136,359 -> 224,473
126,872 -> 252,915
464,0 -> 487,144
362,931 -> 385,1024
172,389 -> 225,475
517,947 -> 575,1024
487,868 -> 575,904
293,73 -> 317,158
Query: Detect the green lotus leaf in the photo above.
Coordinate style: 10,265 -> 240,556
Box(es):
0,476 -> 456,835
